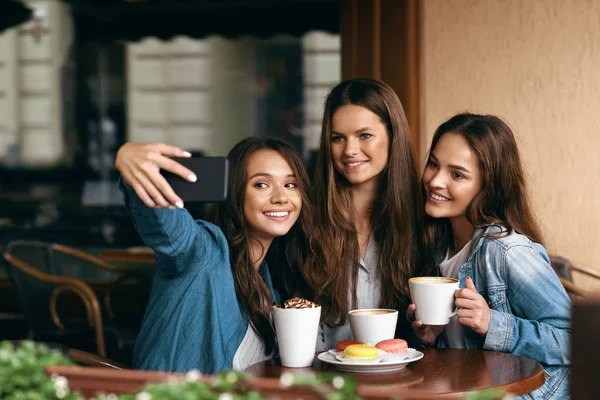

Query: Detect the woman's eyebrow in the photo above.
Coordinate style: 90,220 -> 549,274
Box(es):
248,172 -> 272,179
248,172 -> 296,179
331,127 -> 371,135
430,153 -> 471,174
448,164 -> 471,174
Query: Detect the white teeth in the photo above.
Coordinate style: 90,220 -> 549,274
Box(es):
431,193 -> 450,201
264,212 -> 289,217
345,161 -> 365,167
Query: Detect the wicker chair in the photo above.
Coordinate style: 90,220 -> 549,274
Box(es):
2,240 -> 149,362
550,255 -> 599,298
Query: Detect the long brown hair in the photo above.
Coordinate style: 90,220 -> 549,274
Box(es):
303,78 -> 428,326
210,137 -> 313,354
423,113 -> 544,256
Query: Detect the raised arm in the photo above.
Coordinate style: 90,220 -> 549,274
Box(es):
116,143 -> 223,277
483,243 -> 571,366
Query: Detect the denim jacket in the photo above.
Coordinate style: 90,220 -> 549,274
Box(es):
449,226 -> 571,400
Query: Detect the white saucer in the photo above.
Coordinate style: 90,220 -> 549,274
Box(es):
317,348 -> 423,374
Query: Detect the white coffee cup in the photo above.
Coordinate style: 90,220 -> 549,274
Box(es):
348,308 -> 399,345
409,277 -> 460,325
272,305 -> 321,368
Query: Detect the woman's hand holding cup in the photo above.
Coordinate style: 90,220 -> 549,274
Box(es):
407,303 -> 445,345
455,277 -> 491,336
407,276 -> 461,346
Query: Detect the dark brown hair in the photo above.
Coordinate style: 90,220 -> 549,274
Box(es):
210,137 -> 313,354
423,113 -> 544,256
303,78 -> 428,326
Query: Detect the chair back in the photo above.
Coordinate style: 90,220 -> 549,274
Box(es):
2,240 -> 59,336
550,255 -> 574,282
549,255 -> 600,299
2,240 -> 107,357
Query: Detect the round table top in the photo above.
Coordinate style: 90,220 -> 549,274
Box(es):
245,348 -> 545,399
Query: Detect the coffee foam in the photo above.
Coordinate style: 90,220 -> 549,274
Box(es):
349,309 -> 396,315
275,297 -> 319,309
410,277 -> 458,284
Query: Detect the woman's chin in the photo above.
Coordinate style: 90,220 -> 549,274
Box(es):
425,205 -> 449,219
263,226 -> 294,239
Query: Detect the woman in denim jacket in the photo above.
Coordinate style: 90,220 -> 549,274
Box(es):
115,138 -> 313,373
408,113 -> 570,399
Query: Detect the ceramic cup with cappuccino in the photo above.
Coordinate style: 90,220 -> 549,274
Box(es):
273,297 -> 321,368
409,277 -> 460,325
348,308 -> 398,344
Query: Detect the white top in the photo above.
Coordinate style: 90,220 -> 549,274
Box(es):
438,241 -> 471,349
316,235 -> 382,351
231,324 -> 272,370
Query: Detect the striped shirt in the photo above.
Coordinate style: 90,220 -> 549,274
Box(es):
232,325 -> 271,370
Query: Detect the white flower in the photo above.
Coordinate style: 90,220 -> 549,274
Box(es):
280,372 -> 294,387
53,376 -> 69,390
218,393 -> 234,400
56,387 -> 68,399
53,375 -> 70,398
186,369 -> 202,381
332,376 -> 345,389
225,372 -> 238,382
136,392 -> 151,400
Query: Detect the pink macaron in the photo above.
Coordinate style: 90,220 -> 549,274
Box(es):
375,338 -> 408,353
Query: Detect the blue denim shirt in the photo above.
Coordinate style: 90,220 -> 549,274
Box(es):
452,226 -> 571,399
120,181 -> 281,373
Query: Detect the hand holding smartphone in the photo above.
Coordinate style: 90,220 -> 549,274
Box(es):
160,157 -> 229,203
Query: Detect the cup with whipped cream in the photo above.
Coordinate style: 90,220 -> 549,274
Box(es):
273,297 -> 321,367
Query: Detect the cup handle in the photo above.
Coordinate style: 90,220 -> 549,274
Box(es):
449,288 -> 460,317
450,305 -> 458,318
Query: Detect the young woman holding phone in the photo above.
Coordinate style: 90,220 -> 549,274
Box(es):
115,137 -> 313,373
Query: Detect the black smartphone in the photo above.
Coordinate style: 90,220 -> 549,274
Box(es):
161,157 -> 229,203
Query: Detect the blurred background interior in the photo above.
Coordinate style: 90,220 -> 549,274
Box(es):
0,0 -> 598,366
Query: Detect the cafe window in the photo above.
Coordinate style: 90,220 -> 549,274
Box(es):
0,1 -> 339,245
126,33 -> 340,160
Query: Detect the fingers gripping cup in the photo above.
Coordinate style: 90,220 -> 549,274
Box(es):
273,297 -> 321,368
409,277 -> 460,325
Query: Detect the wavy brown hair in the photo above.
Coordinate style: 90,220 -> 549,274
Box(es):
210,137 -> 313,355
303,78 -> 429,326
423,113 -> 544,256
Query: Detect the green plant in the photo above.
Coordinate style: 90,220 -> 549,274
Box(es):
96,371 -> 263,400
0,341 -> 83,400
94,370 -> 360,400
466,389 -> 513,400
0,341 -> 360,399
279,371 -> 360,400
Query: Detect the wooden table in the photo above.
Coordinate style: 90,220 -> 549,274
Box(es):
98,248 -> 156,264
245,348 -> 545,399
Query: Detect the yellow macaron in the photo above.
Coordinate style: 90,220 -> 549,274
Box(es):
343,344 -> 379,359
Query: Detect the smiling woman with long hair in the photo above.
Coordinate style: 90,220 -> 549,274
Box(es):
302,78 -> 430,349
115,137 -> 313,373
408,113 -> 570,399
